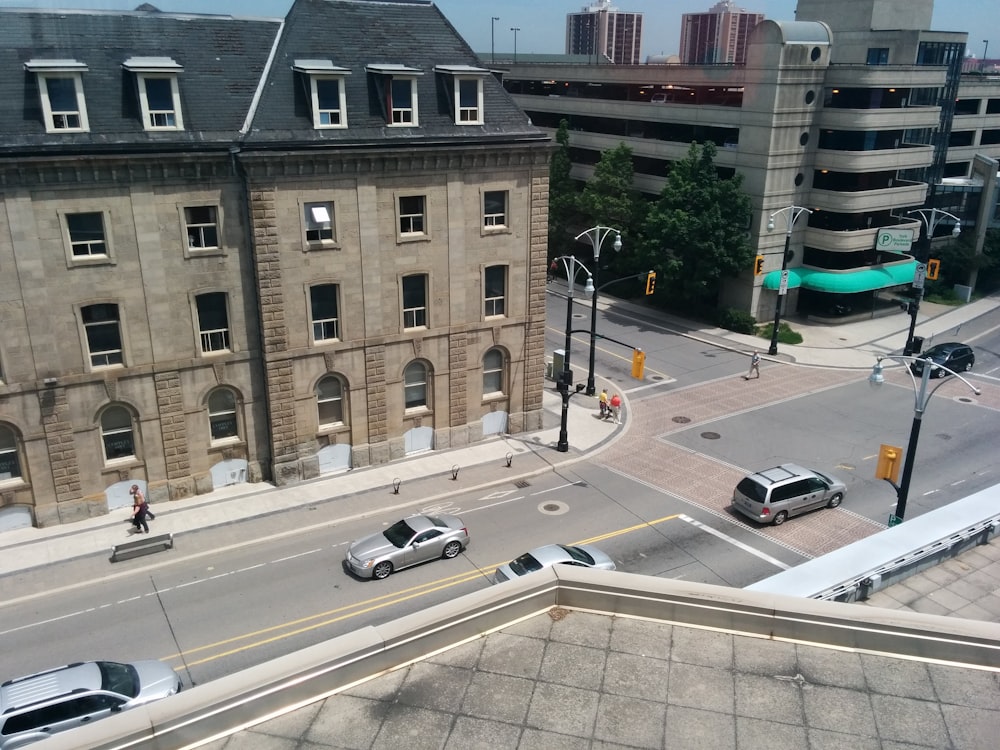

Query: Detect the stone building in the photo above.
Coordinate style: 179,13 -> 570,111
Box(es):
0,0 -> 550,529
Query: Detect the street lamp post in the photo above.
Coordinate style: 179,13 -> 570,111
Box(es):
553,255 -> 594,452
491,17 -> 500,65
765,205 -> 812,356
510,27 -> 520,63
575,225 -> 622,397
869,355 -> 980,524
983,40 -> 990,72
903,208 -> 961,355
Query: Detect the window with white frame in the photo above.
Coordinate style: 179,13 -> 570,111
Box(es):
313,77 -> 346,127
404,361 -> 429,409
184,206 -> 219,250
484,265 -> 506,318
483,190 -> 507,228
100,405 -> 135,462
196,292 -> 230,353
483,348 -> 506,395
82,303 -> 123,367
67,212 -> 108,257
389,77 -> 418,125
207,388 -> 239,442
25,60 -> 90,133
398,195 -> 426,236
310,284 -> 340,342
316,375 -> 345,426
402,274 -> 428,329
456,78 -> 483,123
304,202 -> 335,243
0,425 -> 22,481
124,58 -> 185,130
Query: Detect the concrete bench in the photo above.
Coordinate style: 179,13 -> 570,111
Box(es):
110,532 -> 174,563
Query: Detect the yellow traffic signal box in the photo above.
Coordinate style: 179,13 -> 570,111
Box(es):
631,348 -> 645,379
645,271 -> 656,295
754,255 -> 765,276
926,258 -> 940,280
876,443 -> 902,484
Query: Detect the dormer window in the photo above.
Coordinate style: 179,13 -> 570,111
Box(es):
435,65 -> 489,125
25,60 -> 89,133
366,64 -> 423,127
293,60 -> 350,129
123,57 -> 184,131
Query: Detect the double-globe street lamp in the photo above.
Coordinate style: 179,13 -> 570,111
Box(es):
575,225 -> 622,397
553,255 -> 594,452
765,205 -> 812,356
869,355 -> 980,524
902,208 -> 961,356
490,17 -> 500,65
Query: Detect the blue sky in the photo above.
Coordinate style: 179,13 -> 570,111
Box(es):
0,1 -> 995,61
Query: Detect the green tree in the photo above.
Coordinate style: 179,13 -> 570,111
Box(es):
637,142 -> 753,310
547,120 -> 578,260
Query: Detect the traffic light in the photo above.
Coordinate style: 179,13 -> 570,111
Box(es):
876,443 -> 902,484
631,348 -> 646,379
926,258 -> 940,280
754,255 -> 765,276
645,271 -> 656,295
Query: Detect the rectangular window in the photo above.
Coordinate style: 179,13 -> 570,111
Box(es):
399,195 -> 426,235
484,265 -> 506,318
866,48 -> 889,65
82,304 -> 123,367
389,78 -> 417,125
138,74 -> 183,130
184,206 -> 219,249
44,76 -> 86,130
196,292 -> 230,353
314,78 -> 345,127
457,78 -> 482,123
67,212 -> 107,257
310,284 -> 340,342
483,190 -> 507,228
305,202 -> 335,243
402,274 -> 427,329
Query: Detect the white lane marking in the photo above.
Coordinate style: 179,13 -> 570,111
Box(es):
679,514 -> 791,570
269,552 -> 317,565
624,380 -> 675,395
465,495 -> 525,513
532,482 -> 585,496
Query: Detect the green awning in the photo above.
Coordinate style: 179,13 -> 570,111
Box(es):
762,261 -> 917,293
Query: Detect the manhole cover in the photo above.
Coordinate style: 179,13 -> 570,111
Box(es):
701,431 -> 721,440
957,397 -> 974,403
673,416 -> 691,424
572,313 -> 587,320
539,500 -> 569,516
934,433 -> 952,441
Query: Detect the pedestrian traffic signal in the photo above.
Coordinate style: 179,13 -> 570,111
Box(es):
754,255 -> 765,276
631,348 -> 645,379
645,271 -> 656,295
876,443 -> 902,484
926,258 -> 940,280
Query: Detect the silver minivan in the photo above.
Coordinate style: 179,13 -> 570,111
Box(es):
732,464 -> 846,526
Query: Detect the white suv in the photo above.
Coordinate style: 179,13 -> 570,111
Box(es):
0,660 -> 181,749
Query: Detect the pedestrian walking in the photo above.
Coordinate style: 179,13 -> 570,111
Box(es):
599,388 -> 609,419
547,258 -> 558,283
129,484 -> 154,534
609,393 -> 622,424
745,350 -> 761,380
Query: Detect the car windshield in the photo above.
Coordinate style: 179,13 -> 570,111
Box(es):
508,552 -> 542,576
813,470 -> 833,487
736,477 -> 767,503
559,545 -> 595,565
98,661 -> 139,698
383,519 -> 417,548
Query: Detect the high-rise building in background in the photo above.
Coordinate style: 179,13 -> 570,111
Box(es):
566,1 -> 643,65
680,1 -> 764,64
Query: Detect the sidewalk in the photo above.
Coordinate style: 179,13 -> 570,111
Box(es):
1,292 -> 996,577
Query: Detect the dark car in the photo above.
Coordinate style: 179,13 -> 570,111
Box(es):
910,342 -> 975,378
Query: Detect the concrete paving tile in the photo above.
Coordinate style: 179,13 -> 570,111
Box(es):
517,727 -> 586,750
226,733 -> 300,750
968,592 -> 1000,617
667,662 -> 735,713
526,682 -> 599,737
609,617 -> 673,659
593,693 -> 666,749
907,596 -> 951,616
669,627 -> 733,669
602,650 -> 669,702
548,609 -> 613,648
870,695 -> 950,747
664,706 -> 735,750
795,645 -> 867,690
946,576 -> 993,603
922,565 -> 961,586
370,705 -> 453,750
501,613 -> 553,640
733,637 -> 796,676
245,701 -> 322,739
461,671 -> 534,725
443,716 -> 521,750
479,633 -> 545,679
307,694 -> 388,750
898,575 -> 940,596
863,592 -> 908,609
880,743 -> 946,750
735,715 -> 808,750
859,654 -> 935,699
428,637 -> 485,668
807,728 -> 881,750
940,704 -> 1000,750
396,661 -> 473,712
927,587 -> 974,613
802,684 -> 878,736
734,673 -> 803,722
342,668 -> 406,701
952,601 -> 995,621
539,640 -> 607,689
927,664 -> 1000,710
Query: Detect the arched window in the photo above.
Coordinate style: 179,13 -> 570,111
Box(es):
483,348 -> 505,395
316,376 -> 345,426
101,406 -> 135,461
0,425 -> 22,481
403,361 -> 428,409
208,388 -> 239,442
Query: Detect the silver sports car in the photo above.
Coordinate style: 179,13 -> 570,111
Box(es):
494,543 -> 616,583
344,514 -> 469,580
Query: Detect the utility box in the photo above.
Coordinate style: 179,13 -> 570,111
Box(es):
552,349 -> 566,379
911,336 -> 924,354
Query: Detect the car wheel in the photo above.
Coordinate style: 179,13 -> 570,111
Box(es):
442,540 -> 462,559
372,561 -> 393,580
772,511 -> 788,526
964,361 -> 973,372
827,493 -> 843,509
